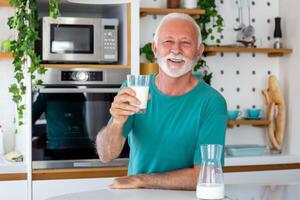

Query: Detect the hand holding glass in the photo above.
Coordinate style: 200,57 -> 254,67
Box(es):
127,75 -> 150,114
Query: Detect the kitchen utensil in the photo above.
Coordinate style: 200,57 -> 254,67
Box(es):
247,108 -> 261,119
273,17 -> 282,48
233,0 -> 245,31
227,110 -> 242,120
241,1 -> 255,38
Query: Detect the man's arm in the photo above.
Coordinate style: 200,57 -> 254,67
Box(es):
96,120 -> 126,163
110,165 -> 200,190
96,87 -> 140,163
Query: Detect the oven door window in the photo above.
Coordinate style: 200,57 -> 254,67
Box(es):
32,91 -> 129,161
50,24 -> 94,54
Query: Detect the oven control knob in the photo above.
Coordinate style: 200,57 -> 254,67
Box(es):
76,71 -> 89,81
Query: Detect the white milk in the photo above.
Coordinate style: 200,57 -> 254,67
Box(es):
196,184 -> 224,200
130,86 -> 149,113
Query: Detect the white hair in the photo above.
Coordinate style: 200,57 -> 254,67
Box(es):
153,13 -> 202,47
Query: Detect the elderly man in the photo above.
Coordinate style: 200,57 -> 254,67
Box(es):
96,13 -> 227,190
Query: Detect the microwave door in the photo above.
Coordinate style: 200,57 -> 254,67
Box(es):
42,17 -> 101,63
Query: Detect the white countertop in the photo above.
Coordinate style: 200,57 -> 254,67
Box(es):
47,189 -> 196,200
0,156 -> 26,174
46,183 -> 300,200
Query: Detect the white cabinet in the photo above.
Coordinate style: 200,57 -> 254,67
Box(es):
33,178 -> 114,200
0,180 -> 27,200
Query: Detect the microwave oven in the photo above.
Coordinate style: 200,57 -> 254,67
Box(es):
36,17 -> 118,63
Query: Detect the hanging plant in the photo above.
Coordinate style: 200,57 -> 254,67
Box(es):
196,0 -> 224,44
194,0 -> 224,84
7,0 -> 60,132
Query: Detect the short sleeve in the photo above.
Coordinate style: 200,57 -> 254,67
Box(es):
108,81 -> 135,139
193,94 -> 227,166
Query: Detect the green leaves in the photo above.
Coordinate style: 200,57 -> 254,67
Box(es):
192,0 -> 224,84
196,0 -> 224,44
49,0 -> 60,19
8,0 -> 60,132
140,42 -> 156,63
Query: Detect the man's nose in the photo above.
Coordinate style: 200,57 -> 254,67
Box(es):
170,42 -> 181,55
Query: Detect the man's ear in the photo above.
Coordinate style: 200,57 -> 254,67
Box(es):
152,41 -> 158,58
196,43 -> 205,60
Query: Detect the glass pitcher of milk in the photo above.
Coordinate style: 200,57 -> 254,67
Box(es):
197,144 -> 224,200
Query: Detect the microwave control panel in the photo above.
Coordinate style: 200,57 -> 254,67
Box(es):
102,20 -> 118,62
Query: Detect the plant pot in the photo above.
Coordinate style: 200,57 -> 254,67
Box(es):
140,63 -> 159,75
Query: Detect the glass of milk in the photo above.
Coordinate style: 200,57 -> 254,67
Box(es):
127,75 -> 150,114
196,144 -> 224,200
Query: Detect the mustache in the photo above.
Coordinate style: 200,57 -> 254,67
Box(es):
164,53 -> 187,61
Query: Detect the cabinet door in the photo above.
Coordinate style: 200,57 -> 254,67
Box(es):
33,178 -> 113,200
0,180 -> 27,200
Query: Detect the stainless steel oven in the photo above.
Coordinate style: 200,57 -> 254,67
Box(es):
32,68 -> 129,169
36,17 -> 118,63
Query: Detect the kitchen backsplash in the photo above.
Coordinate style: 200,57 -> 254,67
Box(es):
140,0 -> 280,147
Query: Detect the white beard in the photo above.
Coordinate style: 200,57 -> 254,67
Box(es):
157,53 -> 197,78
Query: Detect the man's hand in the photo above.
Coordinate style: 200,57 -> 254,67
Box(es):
110,87 -> 140,125
110,175 -> 144,189
110,166 -> 200,190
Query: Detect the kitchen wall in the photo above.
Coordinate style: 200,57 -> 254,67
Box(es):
0,0 -> 298,156
0,7 -> 16,153
279,0 -> 300,155
140,0 -> 282,149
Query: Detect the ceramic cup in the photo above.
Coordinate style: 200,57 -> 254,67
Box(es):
247,108 -> 261,119
227,110 -> 242,120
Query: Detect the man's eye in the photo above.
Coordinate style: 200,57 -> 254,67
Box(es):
164,40 -> 173,44
182,41 -> 191,45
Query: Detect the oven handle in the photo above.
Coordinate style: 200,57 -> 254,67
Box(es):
39,88 -> 119,94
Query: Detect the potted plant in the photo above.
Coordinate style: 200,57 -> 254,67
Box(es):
140,42 -> 159,75
7,0 -> 60,131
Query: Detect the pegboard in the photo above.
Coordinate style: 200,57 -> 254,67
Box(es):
140,0 -> 281,147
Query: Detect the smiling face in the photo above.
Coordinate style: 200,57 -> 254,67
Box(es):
152,18 -> 204,78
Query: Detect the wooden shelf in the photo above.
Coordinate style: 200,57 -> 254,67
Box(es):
0,52 -> 13,59
32,163 -> 300,180
227,119 -> 270,128
204,46 -> 293,57
41,63 -> 130,69
140,7 -> 205,19
0,0 -> 12,7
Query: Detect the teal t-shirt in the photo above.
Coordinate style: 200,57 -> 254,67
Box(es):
122,74 -> 227,175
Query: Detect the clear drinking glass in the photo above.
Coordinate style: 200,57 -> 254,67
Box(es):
196,144 -> 224,200
127,75 -> 150,114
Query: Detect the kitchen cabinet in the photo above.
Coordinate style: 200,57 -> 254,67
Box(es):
0,180 -> 27,200
33,178 -> 113,200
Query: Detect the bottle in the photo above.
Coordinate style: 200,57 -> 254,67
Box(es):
273,17 -> 282,48
0,125 -> 5,156
196,144 -> 224,200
